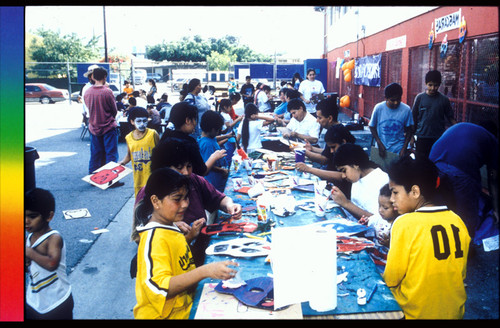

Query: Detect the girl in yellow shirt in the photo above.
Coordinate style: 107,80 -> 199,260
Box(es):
133,168 -> 237,319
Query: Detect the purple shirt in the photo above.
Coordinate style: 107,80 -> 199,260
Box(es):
135,173 -> 226,225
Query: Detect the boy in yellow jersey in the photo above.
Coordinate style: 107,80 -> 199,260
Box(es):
118,107 -> 159,196
384,155 -> 470,319
133,168 -> 237,319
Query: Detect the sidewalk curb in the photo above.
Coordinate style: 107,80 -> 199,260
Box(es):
69,194 -> 137,319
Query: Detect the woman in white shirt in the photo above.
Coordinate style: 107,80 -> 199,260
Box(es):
236,103 -> 275,154
330,143 -> 389,220
299,69 -> 325,114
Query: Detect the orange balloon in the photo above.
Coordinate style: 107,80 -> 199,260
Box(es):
342,62 -> 347,71
343,68 -> 350,76
340,95 -> 350,108
345,72 -> 352,82
347,59 -> 355,70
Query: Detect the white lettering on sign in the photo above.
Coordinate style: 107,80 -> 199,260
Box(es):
355,62 -> 380,80
386,35 -> 407,51
435,9 -> 461,35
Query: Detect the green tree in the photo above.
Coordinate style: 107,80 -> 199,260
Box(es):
207,50 -> 237,71
145,34 -> 271,64
27,28 -> 101,77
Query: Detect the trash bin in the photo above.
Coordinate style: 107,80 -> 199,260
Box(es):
25,146 -> 39,193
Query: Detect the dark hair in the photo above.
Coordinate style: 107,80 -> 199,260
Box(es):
25,188 -> 55,220
187,78 -> 201,93
388,155 -> 440,202
307,68 -> 316,75
200,110 -> 224,133
284,88 -> 300,100
425,70 -> 442,84
287,98 -> 306,112
116,94 -> 124,102
261,85 -> 271,92
160,93 -> 168,101
124,80 -> 130,85
379,183 -> 391,198
135,168 -> 190,226
230,93 -> 241,102
384,83 -> 403,99
292,72 -> 303,83
334,143 -> 378,170
128,97 -> 137,107
92,67 -> 107,81
127,107 -> 148,124
148,79 -> 156,87
245,76 -> 251,80
150,140 -> 191,172
316,95 -> 339,121
241,103 -> 259,152
219,98 -> 232,111
324,124 -> 356,145
168,102 -> 198,129
132,91 -> 140,97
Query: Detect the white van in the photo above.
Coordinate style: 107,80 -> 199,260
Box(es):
131,69 -> 147,85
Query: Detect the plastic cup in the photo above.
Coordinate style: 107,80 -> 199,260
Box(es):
295,149 -> 305,163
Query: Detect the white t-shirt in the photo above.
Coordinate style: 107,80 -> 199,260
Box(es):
351,168 -> 389,216
237,120 -> 264,153
298,79 -> 325,113
286,112 -> 321,140
256,91 -> 271,112
221,112 -> 233,133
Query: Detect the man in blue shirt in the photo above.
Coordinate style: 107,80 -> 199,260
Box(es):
429,122 -> 498,240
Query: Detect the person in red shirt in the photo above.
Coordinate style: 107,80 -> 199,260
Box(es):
83,66 -> 119,174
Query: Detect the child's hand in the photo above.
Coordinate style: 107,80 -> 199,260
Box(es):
175,221 -> 191,235
358,215 -> 369,225
378,231 -> 390,247
295,162 -> 309,173
212,149 -> 227,161
203,260 -> 238,281
186,218 -> 205,242
330,186 -> 347,206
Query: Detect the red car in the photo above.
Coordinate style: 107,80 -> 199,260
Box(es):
25,83 -> 69,104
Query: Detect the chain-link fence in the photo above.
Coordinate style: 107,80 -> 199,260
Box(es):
409,33 -> 499,133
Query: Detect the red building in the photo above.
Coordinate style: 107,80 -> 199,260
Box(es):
324,6 -> 498,131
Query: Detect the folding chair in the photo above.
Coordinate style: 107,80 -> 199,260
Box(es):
80,114 -> 89,140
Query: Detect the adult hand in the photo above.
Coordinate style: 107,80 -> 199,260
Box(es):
227,203 -> 242,221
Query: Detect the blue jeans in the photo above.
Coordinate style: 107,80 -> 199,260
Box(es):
89,128 -> 119,174
435,161 -> 482,238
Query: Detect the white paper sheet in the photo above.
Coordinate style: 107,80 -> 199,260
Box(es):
272,225 -> 337,311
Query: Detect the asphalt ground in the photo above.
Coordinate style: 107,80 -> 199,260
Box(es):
25,93 -> 499,320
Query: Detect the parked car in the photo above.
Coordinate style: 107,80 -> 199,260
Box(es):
71,84 -> 121,102
146,73 -> 163,82
168,78 -> 189,91
130,69 -> 147,85
25,83 -> 69,104
109,73 -> 123,85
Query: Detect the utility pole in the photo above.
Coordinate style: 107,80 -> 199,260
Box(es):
103,6 -> 108,63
